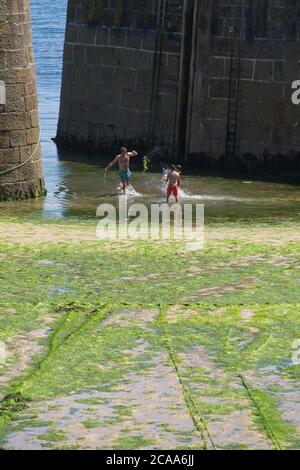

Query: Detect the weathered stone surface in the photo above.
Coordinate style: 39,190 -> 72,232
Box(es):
188,0 -> 300,172
10,130 -> 26,147
0,0 -> 45,200
0,131 -> 10,149
5,83 -> 26,112
0,147 -> 20,164
57,0 -> 300,174
56,0 -> 184,153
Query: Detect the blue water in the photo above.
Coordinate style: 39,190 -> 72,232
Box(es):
31,0 -> 68,217
32,0 -> 67,140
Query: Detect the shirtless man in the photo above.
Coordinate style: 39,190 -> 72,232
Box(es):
165,164 -> 181,203
105,147 -> 139,193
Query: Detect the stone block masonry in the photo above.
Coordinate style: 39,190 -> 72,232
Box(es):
189,0 -> 300,173
56,0 -> 184,155
57,0 -> 300,175
0,0 -> 45,201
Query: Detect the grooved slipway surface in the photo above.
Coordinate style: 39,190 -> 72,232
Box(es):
0,220 -> 300,449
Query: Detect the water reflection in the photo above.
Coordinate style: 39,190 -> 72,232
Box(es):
0,0 -> 299,223
2,158 -> 300,222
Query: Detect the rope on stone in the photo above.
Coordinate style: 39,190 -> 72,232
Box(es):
0,131 -> 41,176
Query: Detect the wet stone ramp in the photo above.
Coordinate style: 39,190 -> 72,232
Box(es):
2,307 -> 203,450
1,304 -> 300,450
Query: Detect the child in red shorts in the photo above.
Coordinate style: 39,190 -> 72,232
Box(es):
165,165 -> 181,203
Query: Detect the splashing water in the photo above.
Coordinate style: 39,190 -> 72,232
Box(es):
161,167 -> 169,194
117,185 -> 142,198
178,186 -> 252,202
182,193 -> 252,202
146,146 -> 164,164
160,168 -> 251,202
161,167 -> 195,200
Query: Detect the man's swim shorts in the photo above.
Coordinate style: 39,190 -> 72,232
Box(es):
119,170 -> 132,182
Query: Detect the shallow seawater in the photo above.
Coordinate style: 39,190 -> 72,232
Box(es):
0,0 -> 299,224
1,162 -> 300,223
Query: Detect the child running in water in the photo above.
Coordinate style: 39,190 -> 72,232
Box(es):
176,165 -> 184,186
165,164 -> 181,203
105,147 -> 139,194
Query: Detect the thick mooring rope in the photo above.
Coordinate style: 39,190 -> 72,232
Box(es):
0,131 -> 40,176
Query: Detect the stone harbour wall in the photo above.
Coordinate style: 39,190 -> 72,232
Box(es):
189,0 -> 300,172
58,0 -> 300,174
56,0 -> 184,155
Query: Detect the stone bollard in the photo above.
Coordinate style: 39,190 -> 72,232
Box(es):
0,0 -> 46,201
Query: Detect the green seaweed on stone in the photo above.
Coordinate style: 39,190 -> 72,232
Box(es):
1,218 -> 300,449
159,304 -> 300,449
114,435 -> 156,450
1,237 -> 300,305
37,429 -> 67,443
82,419 -> 100,429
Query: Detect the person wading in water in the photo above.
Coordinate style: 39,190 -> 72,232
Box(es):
105,147 -> 139,194
165,165 -> 181,203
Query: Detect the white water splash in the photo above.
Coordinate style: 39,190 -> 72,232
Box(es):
161,168 -> 251,202
161,168 -> 170,194
179,189 -> 252,202
161,168 -> 195,200
117,185 -> 142,197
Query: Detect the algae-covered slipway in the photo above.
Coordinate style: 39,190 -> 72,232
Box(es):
1,209 -> 300,450
1,0 -> 300,452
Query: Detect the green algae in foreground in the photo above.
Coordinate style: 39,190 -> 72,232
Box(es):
1,231 -> 300,305
1,221 -> 300,449
1,301 -> 300,449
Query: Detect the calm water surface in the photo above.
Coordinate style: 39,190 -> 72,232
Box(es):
0,0 -> 299,223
